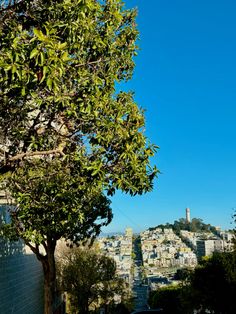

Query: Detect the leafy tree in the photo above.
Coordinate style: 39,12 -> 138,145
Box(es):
174,267 -> 192,282
190,252 -> 236,314
153,218 -> 217,234
108,303 -> 131,314
148,285 -> 187,314
0,0 -> 157,313
5,159 -> 113,313
149,252 -> 236,314
57,246 -> 127,314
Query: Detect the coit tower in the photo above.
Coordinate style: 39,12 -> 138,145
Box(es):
186,207 -> 190,223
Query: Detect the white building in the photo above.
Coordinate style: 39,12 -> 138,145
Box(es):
196,237 -> 226,258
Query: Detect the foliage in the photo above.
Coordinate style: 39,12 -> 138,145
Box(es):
174,267 -> 193,282
57,245 -> 128,314
149,252 -> 236,314
133,235 -> 143,261
0,0 -> 157,196
107,302 -> 131,314
0,0 -> 158,258
5,158 -> 112,245
190,252 -> 236,314
0,1 -> 157,312
149,285 -> 189,314
151,218 -> 217,234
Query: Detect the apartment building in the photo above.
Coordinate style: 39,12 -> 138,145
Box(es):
196,239 -> 224,258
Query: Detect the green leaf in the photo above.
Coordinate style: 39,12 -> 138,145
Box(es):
61,51 -> 69,61
33,28 -> 47,41
12,64 -> 16,73
40,66 -> 48,83
30,48 -> 39,59
46,77 -> 53,90
16,69 -> 21,79
58,42 -> 67,49
5,65 -> 12,71
40,52 -> 45,65
21,87 -> 26,96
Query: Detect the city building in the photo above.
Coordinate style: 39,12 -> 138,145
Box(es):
125,227 -> 133,238
98,229 -> 133,287
196,239 -> 216,258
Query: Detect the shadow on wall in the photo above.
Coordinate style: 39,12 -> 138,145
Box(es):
0,205 -> 44,314
0,237 -> 26,257
0,204 -> 26,257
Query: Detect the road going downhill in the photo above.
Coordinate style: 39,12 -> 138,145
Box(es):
132,236 -> 149,311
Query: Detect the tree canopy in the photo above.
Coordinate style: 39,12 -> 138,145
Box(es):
57,245 -> 128,313
151,218 -> 217,234
0,1 -> 158,313
149,252 -> 236,314
0,0 -> 157,196
190,252 -> 236,314
0,0 -> 158,247
149,285 -> 187,314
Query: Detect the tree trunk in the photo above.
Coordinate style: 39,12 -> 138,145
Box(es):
79,297 -> 89,314
42,240 -> 57,314
83,302 -> 89,314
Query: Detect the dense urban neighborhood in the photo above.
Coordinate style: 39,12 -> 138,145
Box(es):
1,198 -> 235,313
97,210 -> 235,312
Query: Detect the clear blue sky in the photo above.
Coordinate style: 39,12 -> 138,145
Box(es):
102,0 -> 236,233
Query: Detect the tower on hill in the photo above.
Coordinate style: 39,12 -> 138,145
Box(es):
186,207 -> 191,223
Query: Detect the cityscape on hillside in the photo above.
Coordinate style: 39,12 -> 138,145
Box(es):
1,193 -> 235,313
97,208 -> 235,312
1,0 -> 236,313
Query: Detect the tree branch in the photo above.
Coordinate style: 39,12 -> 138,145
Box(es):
25,241 -> 46,261
8,148 -> 65,162
0,0 -> 24,13
74,58 -> 108,68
